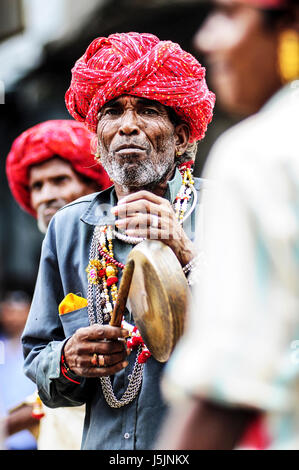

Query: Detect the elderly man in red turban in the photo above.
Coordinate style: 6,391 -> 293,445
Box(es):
22,32 -> 215,451
6,119 -> 111,233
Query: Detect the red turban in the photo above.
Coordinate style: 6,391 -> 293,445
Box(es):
6,120 -> 111,218
65,32 -> 215,143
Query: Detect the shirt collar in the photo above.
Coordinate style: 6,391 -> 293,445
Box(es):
81,168 -> 183,226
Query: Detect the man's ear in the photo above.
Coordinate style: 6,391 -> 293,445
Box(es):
174,123 -> 190,156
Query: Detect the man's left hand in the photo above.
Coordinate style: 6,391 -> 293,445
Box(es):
111,190 -> 196,267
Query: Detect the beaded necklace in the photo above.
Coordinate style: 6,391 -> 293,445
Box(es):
85,166 -> 195,408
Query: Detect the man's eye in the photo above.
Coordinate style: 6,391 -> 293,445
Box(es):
54,176 -> 69,185
31,182 -> 42,191
103,108 -> 121,116
142,108 -> 158,116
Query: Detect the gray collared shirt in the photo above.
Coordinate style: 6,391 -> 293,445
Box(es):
22,168 -> 202,450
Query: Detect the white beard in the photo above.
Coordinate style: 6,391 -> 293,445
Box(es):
100,153 -> 175,189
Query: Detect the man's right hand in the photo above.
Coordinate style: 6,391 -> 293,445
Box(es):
63,324 -> 129,377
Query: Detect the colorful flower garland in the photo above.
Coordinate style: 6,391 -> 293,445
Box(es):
86,227 -> 151,363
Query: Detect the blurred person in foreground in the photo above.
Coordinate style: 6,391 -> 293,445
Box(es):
158,0 -> 299,450
5,119 -> 111,450
21,32 -> 215,450
0,291 -> 37,450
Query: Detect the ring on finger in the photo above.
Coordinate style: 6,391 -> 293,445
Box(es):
151,214 -> 159,229
91,353 -> 98,367
98,354 -> 105,367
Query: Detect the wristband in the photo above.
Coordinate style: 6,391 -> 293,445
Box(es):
61,351 -> 81,384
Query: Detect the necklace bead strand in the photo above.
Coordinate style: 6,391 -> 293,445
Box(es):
86,168 -> 196,408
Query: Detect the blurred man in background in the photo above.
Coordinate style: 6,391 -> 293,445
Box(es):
6,119 -> 111,233
158,0 -> 299,450
0,291 -> 37,450
4,119 -> 111,450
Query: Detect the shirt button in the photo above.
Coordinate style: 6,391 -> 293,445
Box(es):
124,433 -> 130,439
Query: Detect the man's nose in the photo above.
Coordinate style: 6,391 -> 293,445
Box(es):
118,110 -> 141,136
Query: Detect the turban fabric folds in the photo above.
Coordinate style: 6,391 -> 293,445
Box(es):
6,120 -> 111,217
65,32 -> 215,143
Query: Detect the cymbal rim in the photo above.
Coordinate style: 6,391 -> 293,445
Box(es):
127,240 -> 189,362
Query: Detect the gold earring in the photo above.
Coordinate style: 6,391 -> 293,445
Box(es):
278,29 -> 299,84
176,149 -> 183,157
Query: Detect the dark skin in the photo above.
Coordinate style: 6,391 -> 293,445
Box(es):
99,96 -> 196,267
63,325 -> 130,377
29,157 -> 99,231
6,406 -> 38,437
64,95 -> 196,377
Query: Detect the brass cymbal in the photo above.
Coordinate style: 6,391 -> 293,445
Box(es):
110,240 -> 190,362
